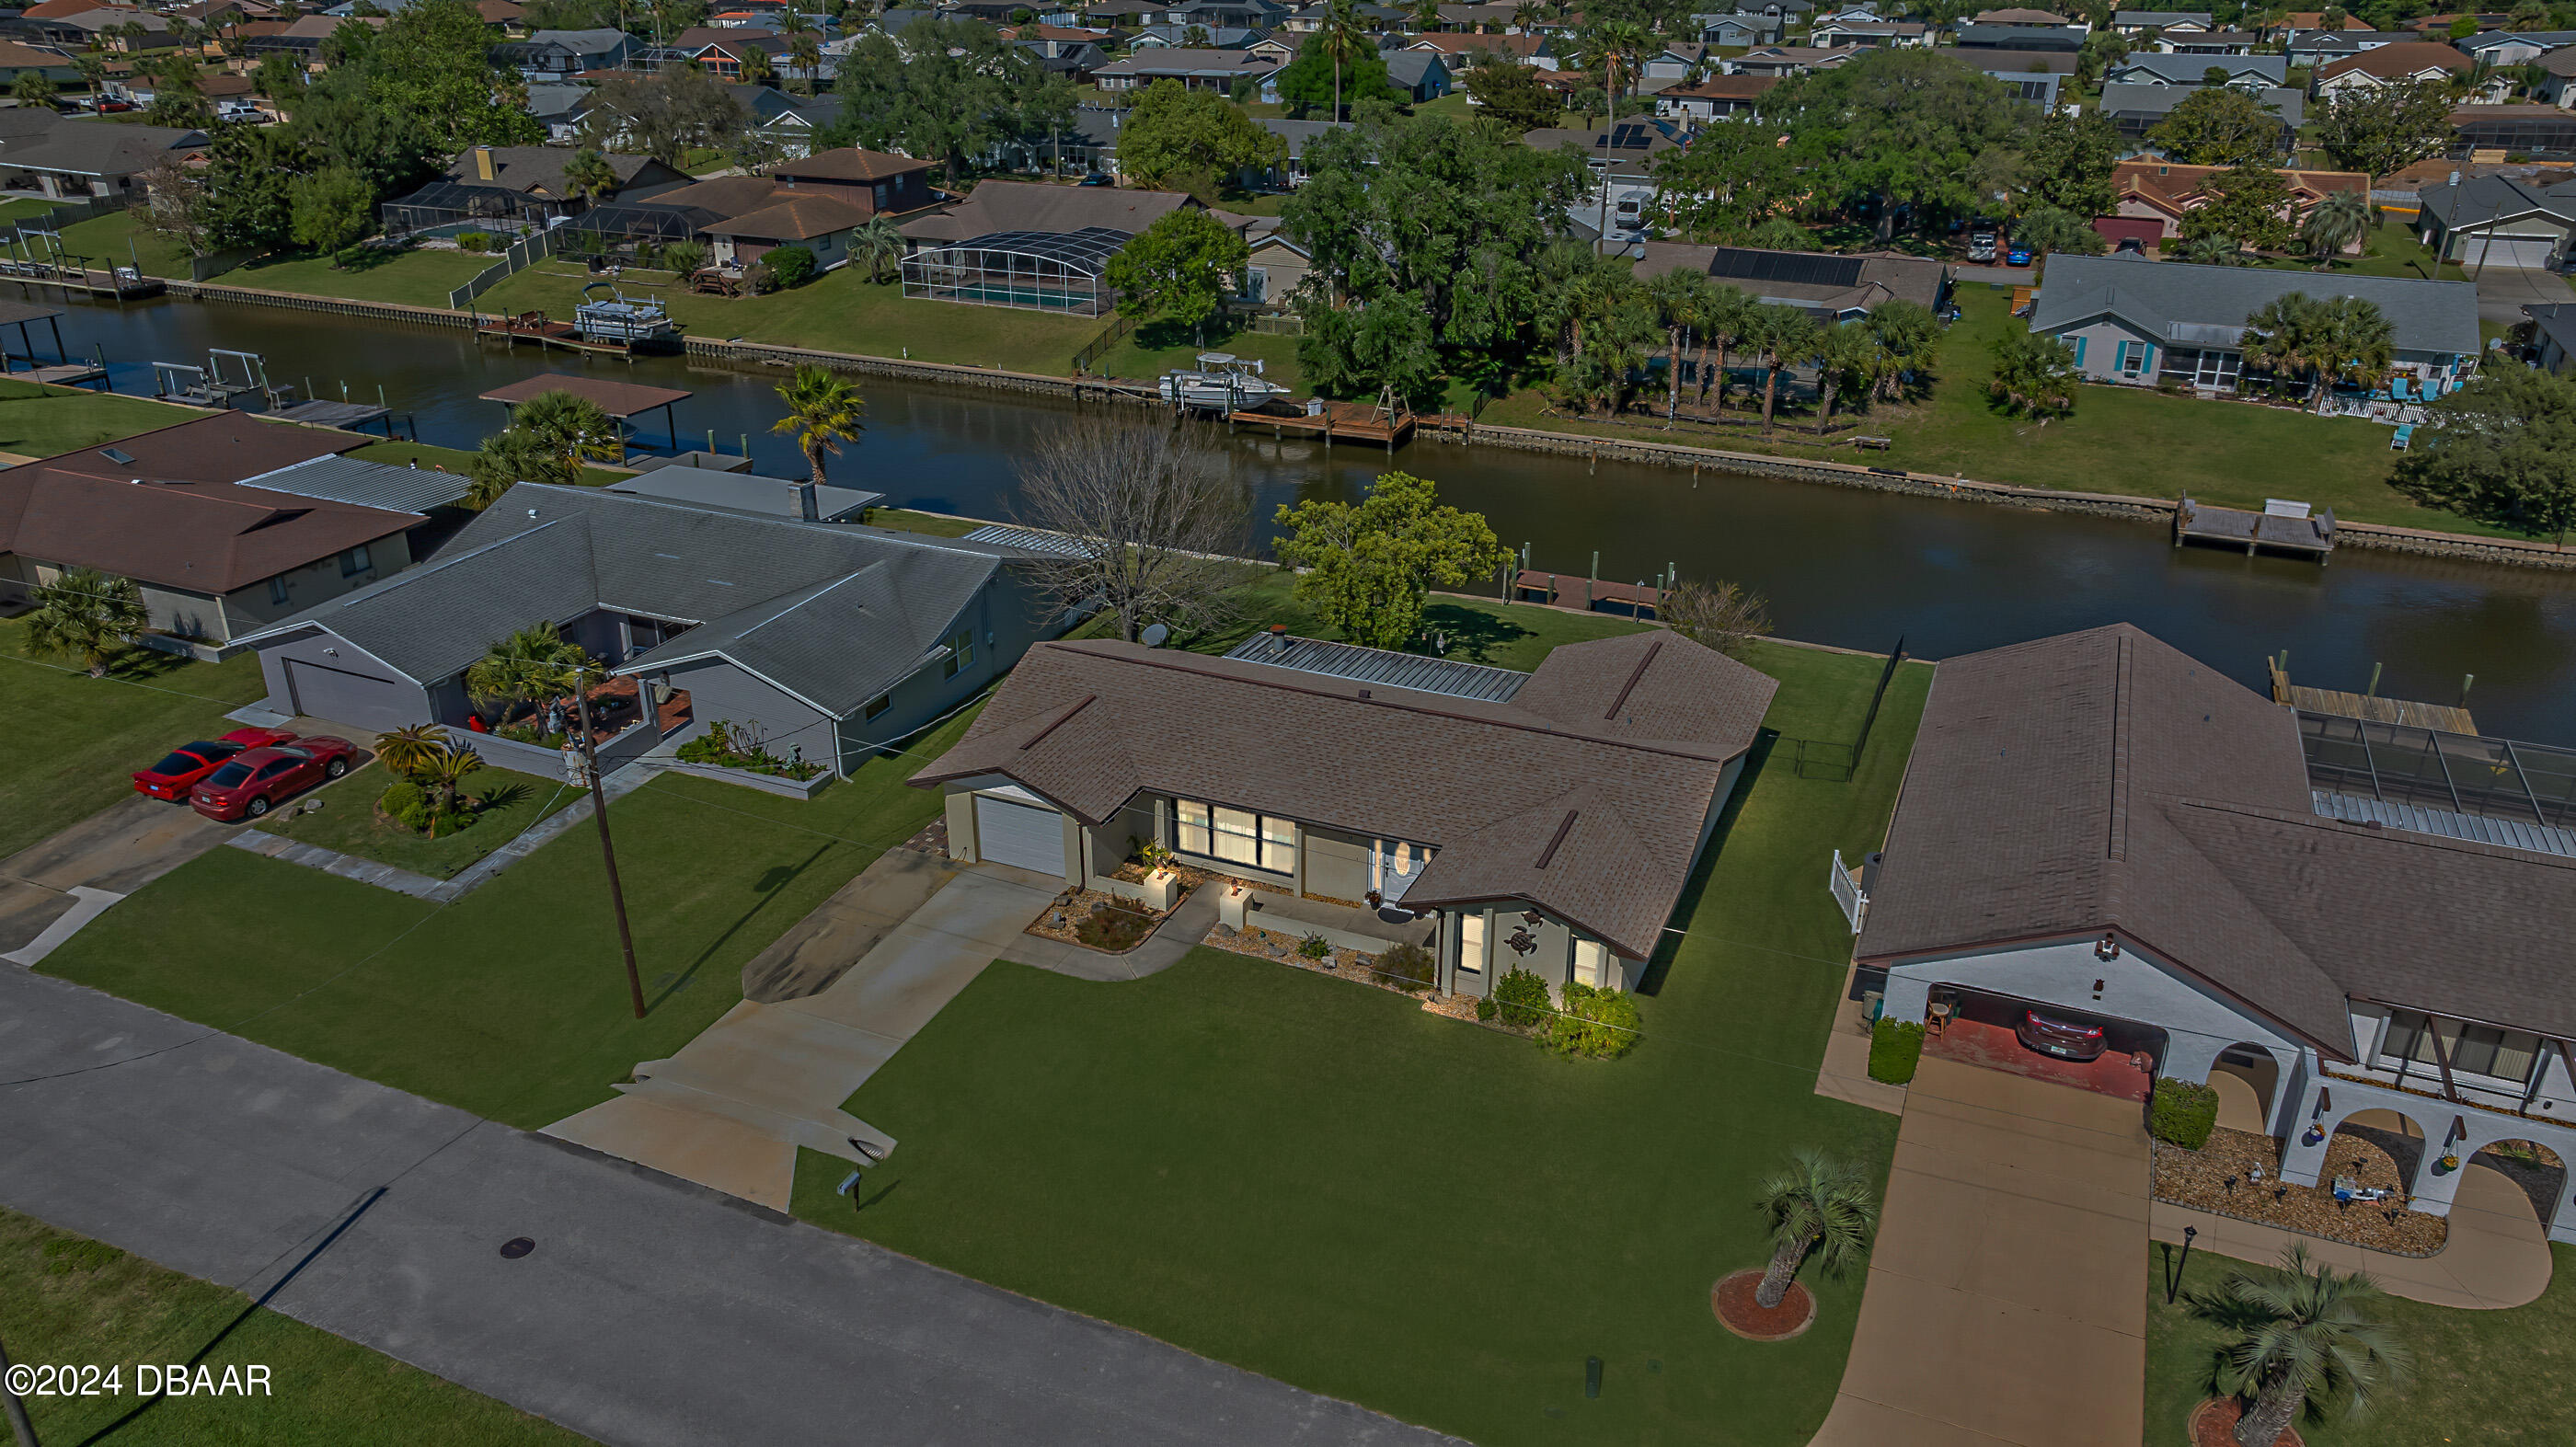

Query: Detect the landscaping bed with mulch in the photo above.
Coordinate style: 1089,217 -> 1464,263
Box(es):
2188,1397 -> 2301,1447
2151,1127 -> 2446,1256
1710,1269 -> 1815,1341
1026,889 -> 1170,953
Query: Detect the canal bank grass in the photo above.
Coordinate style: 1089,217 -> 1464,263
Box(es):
1192,564 -> 1654,671
55,212 -> 492,306
0,377 -> 199,457
0,614 -> 270,860
252,763 -> 580,879
2145,1241 -> 2576,1447
1477,284 -> 2520,539
789,637 -> 1929,1447
0,1206 -> 589,1447
36,706 -> 974,1131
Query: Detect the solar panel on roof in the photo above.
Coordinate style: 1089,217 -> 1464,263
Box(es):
1702,247 -> 1868,288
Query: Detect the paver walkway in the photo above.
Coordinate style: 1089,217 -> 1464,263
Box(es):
0,966 -> 1453,1447
1811,1056 -> 2152,1447
546,860 -> 1223,1208
2150,1160 -> 2553,1309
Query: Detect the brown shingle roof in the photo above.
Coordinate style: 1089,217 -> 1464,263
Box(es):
911,632 -> 1777,959
2317,40 -> 2472,79
899,178 -> 1196,243
701,190 -> 870,240
1857,625 -> 2576,1056
773,146 -> 934,183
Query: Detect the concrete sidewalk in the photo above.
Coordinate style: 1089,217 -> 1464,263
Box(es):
0,966 -> 1454,1447
0,795 -> 232,959
1811,1057 -> 2151,1447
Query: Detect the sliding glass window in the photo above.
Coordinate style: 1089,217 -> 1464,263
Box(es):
1173,798 -> 1296,873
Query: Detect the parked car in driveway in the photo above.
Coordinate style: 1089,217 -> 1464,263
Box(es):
132,728 -> 299,801
189,738 -> 358,821
2016,1007 -> 2108,1062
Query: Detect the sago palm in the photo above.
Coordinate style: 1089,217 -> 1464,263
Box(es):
770,362 -> 866,487
25,566 -> 147,676
466,623 -> 595,726
2300,189 -> 2371,263
374,723 -> 450,781
2200,1244 -> 2410,1447
1753,1149 -> 1878,1309
851,213 -> 906,284
419,743 -> 486,829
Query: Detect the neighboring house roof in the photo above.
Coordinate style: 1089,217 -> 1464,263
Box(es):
2030,252 -> 2478,357
2526,299 -> 2576,359
910,632 -> 1778,960
2317,39 -> 2472,79
701,190 -> 872,240
1405,30 -> 1546,56
2458,28 -> 2576,53
604,465 -> 882,523
1972,6 -> 2074,21
0,39 -> 76,68
642,172 -> 787,219
0,417 -> 403,594
773,145 -> 933,183
234,454 -> 475,513
1633,243 -> 1949,313
1952,21 -> 2076,44
2538,45 -> 2576,75
2102,50 -> 2286,82
528,26 -> 627,52
1255,115 -> 1350,158
899,178 -> 1196,243
1658,74 -> 1780,100
436,145 -> 671,198
0,118 -> 201,177
2099,81 -> 2304,127
1970,47 -> 2081,73
1856,625 -> 2576,1058
1382,50 -> 1444,87
1729,45 -> 1854,68
242,483 -> 1019,718
2415,172 -> 2576,233
2114,9 -> 2213,24
1092,46 -> 1281,77
1522,119 -> 1685,167
525,82 -> 591,123
2111,158 -> 2363,211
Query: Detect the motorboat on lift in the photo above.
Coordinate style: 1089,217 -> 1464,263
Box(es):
1158,351 -> 1294,410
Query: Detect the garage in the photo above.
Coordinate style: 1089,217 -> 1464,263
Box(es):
973,788 -> 1067,877
282,659 -> 418,733
2463,235 -> 2559,270
1921,984 -> 2168,1102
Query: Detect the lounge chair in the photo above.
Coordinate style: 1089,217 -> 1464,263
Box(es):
2389,376 -> 2412,402
2390,424 -> 2414,451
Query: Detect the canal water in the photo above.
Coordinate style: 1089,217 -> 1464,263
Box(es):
40,293 -> 2576,744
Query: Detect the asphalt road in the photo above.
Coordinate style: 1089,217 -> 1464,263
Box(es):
0,966 -> 1456,1447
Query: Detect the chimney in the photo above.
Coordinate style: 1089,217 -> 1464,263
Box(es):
473,145 -> 496,181
797,480 -> 819,521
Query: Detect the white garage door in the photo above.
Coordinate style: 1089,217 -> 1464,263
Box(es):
2468,235 -> 2558,270
975,793 -> 1065,876
283,659 -> 415,733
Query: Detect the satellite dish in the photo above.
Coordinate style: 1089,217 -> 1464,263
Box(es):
1140,623 -> 1170,647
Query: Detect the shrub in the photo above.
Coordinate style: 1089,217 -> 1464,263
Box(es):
1374,941 -> 1435,993
379,778 -> 431,831
1075,902 -> 1156,951
1475,995 -> 1497,1021
1492,967 -> 1550,1028
1868,1018 -> 1924,1084
761,244 -> 816,288
1296,932 -> 1331,960
1543,981 -> 1640,1060
2148,1077 -> 2221,1150
456,230 -> 490,253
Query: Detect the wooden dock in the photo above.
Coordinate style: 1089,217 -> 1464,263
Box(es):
6,361 -> 103,387
2177,496 -> 2337,560
474,311 -> 671,359
0,264 -> 163,300
1513,569 -> 1662,618
2270,657 -> 2476,733
1230,397 -> 1415,448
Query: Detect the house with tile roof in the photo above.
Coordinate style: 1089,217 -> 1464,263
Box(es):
1856,624 -> 2576,1240
2103,159 -> 2352,248
912,628 -> 1777,999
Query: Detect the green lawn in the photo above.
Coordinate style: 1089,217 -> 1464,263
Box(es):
2145,1242 -> 2576,1446
1,1208 -> 589,1447
38,706 -> 973,1131
1478,282 -> 2510,536
253,763 -> 579,879
0,615 -> 270,861
219,246 -> 497,308
1187,565 -> 1653,669
788,639 -> 1931,1446
0,377 -> 200,458
2248,221 -> 2469,283
865,507 -> 986,537
0,195 -> 64,223
53,210 -> 188,279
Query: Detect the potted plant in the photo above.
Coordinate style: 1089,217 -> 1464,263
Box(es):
2434,1152 -> 2460,1175
1134,840 -> 1179,908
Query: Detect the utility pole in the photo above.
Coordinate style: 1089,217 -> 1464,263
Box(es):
570,683 -> 646,1019
2,1332 -> 40,1447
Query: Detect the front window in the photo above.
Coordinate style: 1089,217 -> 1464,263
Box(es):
342,543 -> 371,577
1172,798 -> 1296,873
941,626 -> 976,680
1572,937 -> 1613,989
1458,912 -> 1485,975
2377,1010 -> 2540,1085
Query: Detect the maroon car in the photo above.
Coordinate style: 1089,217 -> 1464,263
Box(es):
189,739 -> 358,821
2017,1008 -> 2108,1062
132,728 -> 299,801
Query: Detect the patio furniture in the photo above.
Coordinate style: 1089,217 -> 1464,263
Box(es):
2389,376 -> 2411,402
2390,423 -> 2414,451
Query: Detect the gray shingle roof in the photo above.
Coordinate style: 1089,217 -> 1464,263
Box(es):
240,484 -> 1009,718
911,631 -> 1777,959
235,455 -> 474,513
2030,253 -> 2479,359
2414,172 -> 2576,231
2098,81 -> 2303,126
1858,625 -> 2576,1054
2103,51 -> 2286,83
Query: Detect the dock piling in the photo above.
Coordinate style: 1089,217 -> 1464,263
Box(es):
2367,662 -> 2382,697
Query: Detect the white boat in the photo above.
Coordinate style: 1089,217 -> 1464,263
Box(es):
1158,351 -> 1294,410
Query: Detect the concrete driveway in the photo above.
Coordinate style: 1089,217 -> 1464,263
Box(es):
0,796 -> 232,963
1811,1056 -> 2152,1447
2472,265 -> 2573,328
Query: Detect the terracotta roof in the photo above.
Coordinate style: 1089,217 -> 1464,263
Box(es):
2111,159 -> 2367,217
2318,40 -> 2473,78
0,413 -> 403,593
21,0 -> 110,17
0,40 -> 75,67
641,173 -> 786,219
912,632 -> 1777,959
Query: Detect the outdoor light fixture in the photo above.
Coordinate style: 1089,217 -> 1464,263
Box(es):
2094,933 -> 2120,961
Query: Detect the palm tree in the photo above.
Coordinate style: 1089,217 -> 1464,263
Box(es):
1862,299 -> 1938,403
563,149 -> 620,209
2199,1245 -> 2410,1447
2011,205 -> 2103,269
373,722 -> 450,780
1988,328 -> 2081,419
2300,189 -> 2370,264
2178,233 -> 2250,267
12,70 -> 53,109
1746,303 -> 1815,432
1812,319 -> 1878,426
769,363 -> 866,487
466,429 -> 568,509
24,566 -> 146,676
2306,295 -> 2394,414
1753,1150 -> 1878,1310
466,625 -> 645,1017
851,212 -> 905,283
1644,267 -> 1715,424
511,389 -> 626,472
1318,0 -> 1367,121
1697,283 -> 1751,408
1511,0 -> 1541,31
1583,17 -> 1649,248
2242,291 -> 2317,398
418,744 -> 485,830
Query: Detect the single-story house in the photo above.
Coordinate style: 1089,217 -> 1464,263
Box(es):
2112,9 -> 2211,33
1635,241 -> 1951,318
2108,160 -> 2355,251
2315,40 -> 2490,100
1696,11 -> 1785,46
1970,6 -> 2080,25
1127,22 -> 1266,48
2416,170 -> 2576,268
590,148 -> 931,265
1640,41 -> 1716,82
1092,47 -> 1283,92
1237,224 -> 1309,304
1654,72 -> 1778,121
667,25 -> 788,79
1951,20 -> 2081,49
912,629 -> 1777,1004
1809,16 -> 1929,44
1526,119 -> 1685,238
1014,32 -> 1109,80
246,12 -> 382,60
238,483 -> 1077,775
1404,31 -> 1558,68
1247,116 -> 1349,189
526,82 -> 591,144
899,179 -> 1200,316
2534,47 -> 2576,108
0,39 -> 81,86
2525,299 -> 2576,370
379,145 -> 689,235
0,417 -> 439,646
2452,103 -> 2576,156
1856,624 -> 2576,1242
2029,252 -> 2478,396
2099,82 -> 2304,149
1381,49 -> 1452,101
2154,29 -> 2259,52
1972,49 -> 2077,106
500,26 -> 630,75
604,465 -> 882,522
0,118 -> 203,199
2454,28 -> 2576,66
2284,29 -> 2408,66
2102,51 -> 2286,85
1725,45 -> 1856,75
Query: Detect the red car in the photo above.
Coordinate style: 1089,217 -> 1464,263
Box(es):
132,729 -> 299,800
189,738 -> 358,821
2017,1008 -> 2108,1062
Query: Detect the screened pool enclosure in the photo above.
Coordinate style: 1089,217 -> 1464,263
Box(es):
900,227 -> 1131,316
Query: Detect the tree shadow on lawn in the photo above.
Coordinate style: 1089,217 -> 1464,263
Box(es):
649,841 -> 834,1014
100,643 -> 205,683
1419,601 -> 1535,663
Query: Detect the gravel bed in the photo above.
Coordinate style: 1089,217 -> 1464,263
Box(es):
2152,1127 -> 2447,1256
